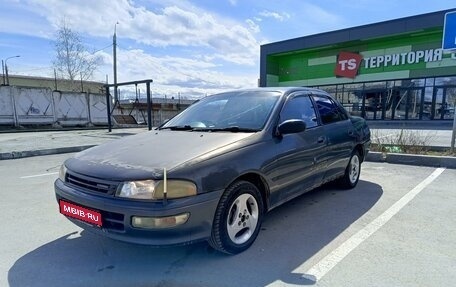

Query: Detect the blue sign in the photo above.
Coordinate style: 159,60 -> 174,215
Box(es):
443,11 -> 456,50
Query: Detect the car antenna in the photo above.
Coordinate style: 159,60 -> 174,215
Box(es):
163,168 -> 168,205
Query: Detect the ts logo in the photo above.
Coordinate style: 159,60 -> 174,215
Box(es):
334,51 -> 363,78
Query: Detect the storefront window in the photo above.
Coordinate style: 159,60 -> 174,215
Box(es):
383,81 -> 397,120
339,83 -> 363,117
362,81 -> 388,120
435,76 -> 456,86
433,88 -> 444,119
311,77 -> 454,121
411,78 -> 425,87
425,78 -> 434,87
393,89 -> 408,119
318,85 -> 337,96
407,89 -> 424,120
446,88 -> 456,120
423,87 -> 433,119
434,87 -> 456,120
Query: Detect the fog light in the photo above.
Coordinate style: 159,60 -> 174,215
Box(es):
132,213 -> 190,229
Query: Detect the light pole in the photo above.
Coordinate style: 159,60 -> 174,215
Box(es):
5,55 -> 20,85
113,22 -> 119,103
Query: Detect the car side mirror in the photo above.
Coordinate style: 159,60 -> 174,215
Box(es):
277,119 -> 306,136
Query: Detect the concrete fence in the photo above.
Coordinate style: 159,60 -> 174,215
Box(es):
0,85 -> 108,127
0,85 -> 194,127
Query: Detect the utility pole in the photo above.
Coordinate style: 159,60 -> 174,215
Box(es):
442,12 -> 456,153
80,72 -> 84,92
5,64 -> 9,85
54,69 -> 58,90
113,22 -> 119,103
1,60 -> 5,85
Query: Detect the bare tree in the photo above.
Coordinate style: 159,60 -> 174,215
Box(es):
53,21 -> 99,88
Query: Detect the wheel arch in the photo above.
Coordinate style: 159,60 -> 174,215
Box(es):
235,172 -> 270,212
354,144 -> 365,162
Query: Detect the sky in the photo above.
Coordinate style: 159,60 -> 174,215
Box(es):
0,0 -> 455,99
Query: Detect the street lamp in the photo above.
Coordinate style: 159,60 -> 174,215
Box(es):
3,55 -> 20,85
113,22 -> 119,102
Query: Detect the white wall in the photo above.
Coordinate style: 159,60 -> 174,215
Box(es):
0,86 -> 108,126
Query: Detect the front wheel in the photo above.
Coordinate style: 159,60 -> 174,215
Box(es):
338,151 -> 361,189
209,181 -> 264,254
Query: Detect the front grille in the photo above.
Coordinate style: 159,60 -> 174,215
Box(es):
66,172 -> 119,195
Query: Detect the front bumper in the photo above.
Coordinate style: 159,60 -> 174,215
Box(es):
55,179 -> 223,246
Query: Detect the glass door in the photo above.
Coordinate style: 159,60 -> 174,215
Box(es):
394,88 -> 424,120
433,87 -> 456,120
446,88 -> 456,120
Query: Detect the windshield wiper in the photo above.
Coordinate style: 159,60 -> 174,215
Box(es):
204,126 -> 260,133
159,125 -> 194,131
160,125 -> 260,133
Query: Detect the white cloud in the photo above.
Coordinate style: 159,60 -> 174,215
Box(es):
228,0 -> 237,6
246,19 -> 260,33
25,0 -> 260,66
93,49 -> 257,98
3,0 -> 267,97
258,10 -> 291,22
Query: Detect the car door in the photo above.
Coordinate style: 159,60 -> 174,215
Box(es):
268,93 -> 327,205
311,94 -> 354,181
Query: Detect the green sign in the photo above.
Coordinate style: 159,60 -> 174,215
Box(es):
266,28 -> 456,87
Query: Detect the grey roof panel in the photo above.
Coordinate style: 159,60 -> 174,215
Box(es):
261,9 -> 452,55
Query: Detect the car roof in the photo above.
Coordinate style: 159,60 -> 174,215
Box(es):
214,87 -> 327,96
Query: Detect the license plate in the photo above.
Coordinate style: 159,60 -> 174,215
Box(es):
59,200 -> 102,227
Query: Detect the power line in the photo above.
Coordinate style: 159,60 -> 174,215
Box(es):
11,66 -> 53,73
90,43 -> 113,54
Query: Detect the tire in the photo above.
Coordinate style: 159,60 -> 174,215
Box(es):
209,180 -> 264,254
338,150 -> 361,189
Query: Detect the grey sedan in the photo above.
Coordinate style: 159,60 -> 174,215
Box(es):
55,87 -> 370,254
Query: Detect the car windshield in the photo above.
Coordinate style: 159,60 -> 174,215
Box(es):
160,91 -> 281,132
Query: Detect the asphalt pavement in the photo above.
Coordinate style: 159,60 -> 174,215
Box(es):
0,126 -> 455,168
0,124 -> 455,286
1,154 -> 455,286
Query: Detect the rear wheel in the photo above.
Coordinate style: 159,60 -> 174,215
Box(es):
338,151 -> 361,189
209,180 -> 264,254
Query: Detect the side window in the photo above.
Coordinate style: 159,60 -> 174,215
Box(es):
280,95 -> 318,128
337,105 -> 349,120
312,95 -> 346,125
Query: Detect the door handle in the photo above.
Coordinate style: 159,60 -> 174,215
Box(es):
317,136 -> 325,144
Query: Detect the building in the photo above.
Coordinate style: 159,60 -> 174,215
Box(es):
2,74 -> 104,94
260,9 -> 456,121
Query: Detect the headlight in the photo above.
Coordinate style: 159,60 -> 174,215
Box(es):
116,180 -> 197,200
59,165 -> 67,181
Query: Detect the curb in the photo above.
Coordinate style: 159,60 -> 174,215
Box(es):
366,120 -> 453,130
0,145 -> 95,160
366,151 -> 456,169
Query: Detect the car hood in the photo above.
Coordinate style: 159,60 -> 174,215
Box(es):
65,130 -> 255,181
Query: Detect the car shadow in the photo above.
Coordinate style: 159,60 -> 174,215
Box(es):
8,180 -> 382,287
